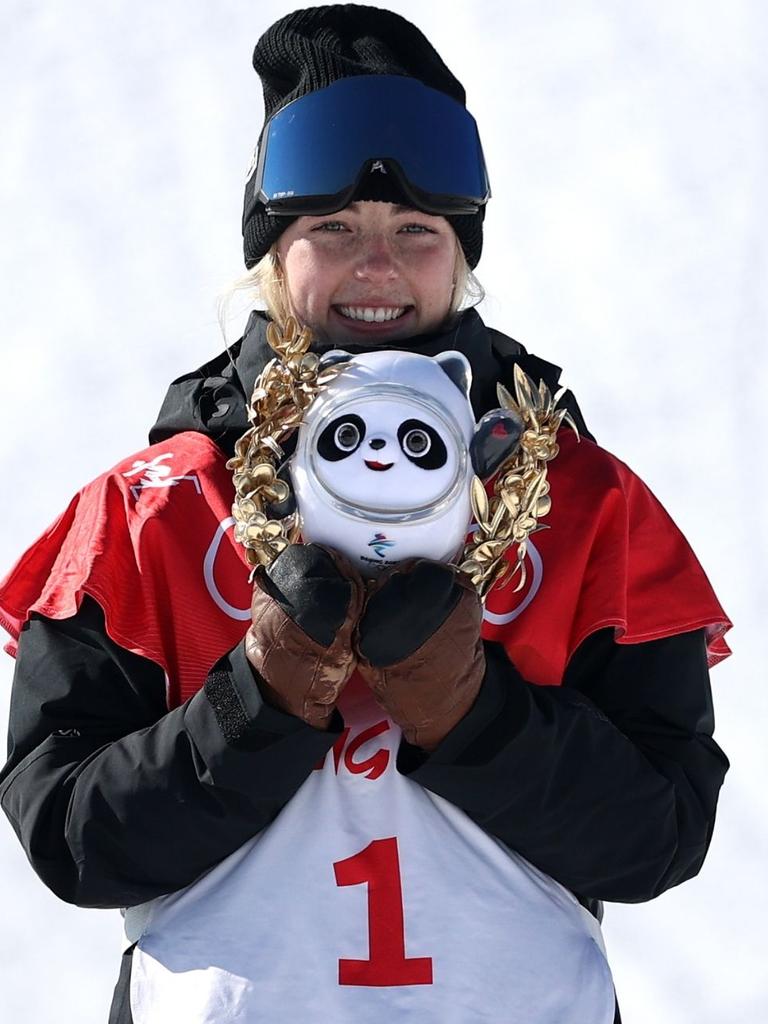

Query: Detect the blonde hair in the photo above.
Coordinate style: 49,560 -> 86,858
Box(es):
218,236 -> 484,343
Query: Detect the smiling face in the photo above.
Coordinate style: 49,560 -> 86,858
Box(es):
275,201 -> 458,346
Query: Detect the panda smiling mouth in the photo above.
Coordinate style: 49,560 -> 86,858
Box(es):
364,460 -> 394,471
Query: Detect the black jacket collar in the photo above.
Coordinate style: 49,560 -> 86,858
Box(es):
148,308 -> 591,455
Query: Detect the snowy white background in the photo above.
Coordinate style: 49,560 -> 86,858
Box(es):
0,1 -> 765,1020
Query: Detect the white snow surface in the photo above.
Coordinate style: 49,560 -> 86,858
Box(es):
0,1 -> 765,1021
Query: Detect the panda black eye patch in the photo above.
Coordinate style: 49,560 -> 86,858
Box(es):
317,414 -> 366,460
397,419 -> 447,469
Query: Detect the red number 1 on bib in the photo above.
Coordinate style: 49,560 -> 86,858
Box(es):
334,837 -> 433,986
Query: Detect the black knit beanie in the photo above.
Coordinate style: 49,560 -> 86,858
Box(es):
242,5 -> 485,269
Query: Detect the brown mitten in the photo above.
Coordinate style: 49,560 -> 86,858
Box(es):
245,544 -> 365,728
356,560 -> 485,750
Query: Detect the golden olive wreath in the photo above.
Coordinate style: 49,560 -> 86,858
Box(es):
228,316 -> 577,599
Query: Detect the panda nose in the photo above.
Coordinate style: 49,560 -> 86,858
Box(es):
369,438 -> 386,451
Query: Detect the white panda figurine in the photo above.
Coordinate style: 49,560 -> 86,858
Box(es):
287,348 -> 522,578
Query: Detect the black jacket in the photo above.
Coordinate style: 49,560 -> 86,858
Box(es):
0,310 -> 728,1020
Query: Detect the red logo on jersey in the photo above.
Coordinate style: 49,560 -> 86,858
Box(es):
315,721 -> 391,780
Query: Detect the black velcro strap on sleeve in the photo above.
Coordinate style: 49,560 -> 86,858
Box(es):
204,667 -> 253,747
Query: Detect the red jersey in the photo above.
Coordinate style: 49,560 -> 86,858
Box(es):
0,430 -> 730,708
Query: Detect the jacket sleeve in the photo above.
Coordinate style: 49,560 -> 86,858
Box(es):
0,596 -> 342,910
398,627 -> 729,904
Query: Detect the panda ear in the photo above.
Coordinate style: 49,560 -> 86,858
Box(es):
320,349 -> 353,370
434,352 -> 472,398
265,462 -> 297,520
470,409 -> 523,479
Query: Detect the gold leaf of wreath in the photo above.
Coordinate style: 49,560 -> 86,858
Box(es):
226,317 -> 345,571
458,363 -> 578,599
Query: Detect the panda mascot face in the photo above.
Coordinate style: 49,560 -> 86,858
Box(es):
314,400 -> 462,513
290,349 -> 520,577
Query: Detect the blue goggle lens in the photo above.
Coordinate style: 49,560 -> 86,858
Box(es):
249,76 -> 490,217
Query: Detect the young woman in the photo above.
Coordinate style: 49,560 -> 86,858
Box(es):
0,7 -> 730,1023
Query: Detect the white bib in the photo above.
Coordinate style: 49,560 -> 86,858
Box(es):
127,676 -> 615,1023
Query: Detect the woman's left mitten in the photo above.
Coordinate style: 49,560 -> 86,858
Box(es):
356,560 -> 485,750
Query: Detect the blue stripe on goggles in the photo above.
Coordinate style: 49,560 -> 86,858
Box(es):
246,75 -> 490,218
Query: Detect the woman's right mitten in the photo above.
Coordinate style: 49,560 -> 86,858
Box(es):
245,543 -> 364,728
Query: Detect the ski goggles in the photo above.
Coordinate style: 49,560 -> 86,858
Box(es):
244,75 -> 490,220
